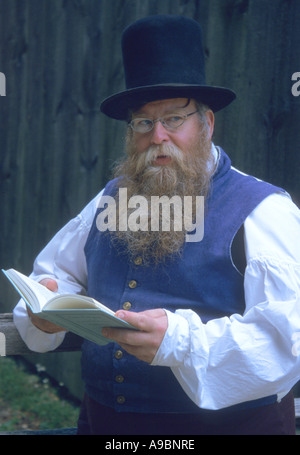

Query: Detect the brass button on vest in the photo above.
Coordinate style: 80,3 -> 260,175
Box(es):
117,395 -> 125,404
128,279 -> 137,289
134,256 -> 142,266
115,375 -> 124,383
123,301 -> 132,310
114,350 -> 123,360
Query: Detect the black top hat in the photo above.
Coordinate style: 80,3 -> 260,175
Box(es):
100,15 -> 236,120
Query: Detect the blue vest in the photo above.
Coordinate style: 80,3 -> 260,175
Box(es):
83,148 -> 282,413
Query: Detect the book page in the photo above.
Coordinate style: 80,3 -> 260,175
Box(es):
39,308 -> 135,346
3,269 -> 58,312
45,294 -> 115,314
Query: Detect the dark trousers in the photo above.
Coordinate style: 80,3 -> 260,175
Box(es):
76,390 -> 296,435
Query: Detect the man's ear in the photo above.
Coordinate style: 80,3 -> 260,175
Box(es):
205,110 -> 215,139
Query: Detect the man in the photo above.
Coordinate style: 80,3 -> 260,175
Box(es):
13,15 -> 300,435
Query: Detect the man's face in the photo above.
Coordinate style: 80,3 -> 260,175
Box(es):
131,98 -> 214,165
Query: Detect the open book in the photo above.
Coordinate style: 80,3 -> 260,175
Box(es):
3,268 -> 136,346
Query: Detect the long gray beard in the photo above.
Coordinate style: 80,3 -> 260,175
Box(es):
110,131 -> 214,264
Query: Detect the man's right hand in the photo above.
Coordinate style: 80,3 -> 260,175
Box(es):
27,278 -> 67,333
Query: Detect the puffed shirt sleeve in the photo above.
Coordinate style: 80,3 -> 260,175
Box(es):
13,190 -> 104,353
152,192 -> 300,410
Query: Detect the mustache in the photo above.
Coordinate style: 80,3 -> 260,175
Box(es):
135,143 -> 186,174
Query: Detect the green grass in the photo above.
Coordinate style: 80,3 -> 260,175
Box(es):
0,357 -> 79,431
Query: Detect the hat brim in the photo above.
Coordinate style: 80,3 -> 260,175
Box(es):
100,84 -> 236,120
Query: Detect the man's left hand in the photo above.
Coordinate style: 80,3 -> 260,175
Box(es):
102,309 -> 168,363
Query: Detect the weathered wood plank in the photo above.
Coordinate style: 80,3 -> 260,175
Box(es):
0,313 -> 82,356
295,398 -> 300,419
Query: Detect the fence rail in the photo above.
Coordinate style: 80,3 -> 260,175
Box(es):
0,313 -> 82,356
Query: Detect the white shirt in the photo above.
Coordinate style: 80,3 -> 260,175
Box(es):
13,170 -> 300,410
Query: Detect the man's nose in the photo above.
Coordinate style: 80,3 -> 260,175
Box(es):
150,120 -> 170,145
